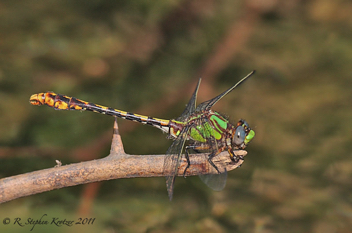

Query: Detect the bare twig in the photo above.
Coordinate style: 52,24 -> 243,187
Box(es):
0,119 -> 246,204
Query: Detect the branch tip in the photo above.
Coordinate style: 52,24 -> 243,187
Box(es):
109,118 -> 125,155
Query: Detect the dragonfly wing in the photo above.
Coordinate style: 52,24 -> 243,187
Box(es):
199,172 -> 227,191
195,117 -> 228,191
198,151 -> 228,191
163,125 -> 191,200
176,78 -> 201,121
196,71 -> 255,111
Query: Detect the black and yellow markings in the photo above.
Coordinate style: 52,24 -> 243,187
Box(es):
30,91 -> 172,131
29,93 -> 49,106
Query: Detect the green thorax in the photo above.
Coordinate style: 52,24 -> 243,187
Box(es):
170,110 -> 229,143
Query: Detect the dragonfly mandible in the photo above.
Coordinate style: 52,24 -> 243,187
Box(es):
29,71 -> 255,200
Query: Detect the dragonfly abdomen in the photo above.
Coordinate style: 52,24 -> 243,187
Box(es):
29,92 -> 172,132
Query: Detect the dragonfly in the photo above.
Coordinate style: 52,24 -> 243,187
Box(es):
29,71 -> 255,200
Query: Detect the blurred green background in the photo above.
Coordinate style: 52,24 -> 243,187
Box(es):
1,0 -> 352,232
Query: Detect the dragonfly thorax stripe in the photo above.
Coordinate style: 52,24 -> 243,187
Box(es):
209,114 -> 228,132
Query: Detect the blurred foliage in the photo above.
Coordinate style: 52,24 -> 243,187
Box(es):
1,0 -> 352,232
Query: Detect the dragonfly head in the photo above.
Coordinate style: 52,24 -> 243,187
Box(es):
232,119 -> 255,149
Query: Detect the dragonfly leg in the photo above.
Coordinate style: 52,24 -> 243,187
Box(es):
183,146 -> 192,178
187,144 -> 221,174
208,151 -> 221,174
228,149 -> 244,163
238,152 -> 245,160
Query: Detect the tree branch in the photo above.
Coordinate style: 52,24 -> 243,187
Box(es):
0,119 -> 247,204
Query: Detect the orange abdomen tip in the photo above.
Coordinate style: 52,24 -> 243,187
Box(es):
29,93 -> 45,106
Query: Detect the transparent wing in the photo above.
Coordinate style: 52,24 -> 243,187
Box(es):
196,71 -> 255,111
163,125 -> 191,201
194,117 -> 228,191
199,172 -> 227,191
176,78 -> 201,121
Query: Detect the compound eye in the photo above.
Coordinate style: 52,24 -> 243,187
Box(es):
242,120 -> 249,128
233,125 -> 245,145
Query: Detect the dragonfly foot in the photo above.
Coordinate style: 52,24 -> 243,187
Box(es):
230,155 -> 243,165
208,154 -> 222,174
183,146 -> 192,178
182,167 -> 188,178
